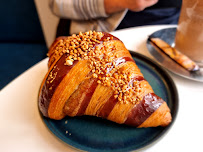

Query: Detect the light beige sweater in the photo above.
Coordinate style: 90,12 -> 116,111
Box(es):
49,0 -> 127,35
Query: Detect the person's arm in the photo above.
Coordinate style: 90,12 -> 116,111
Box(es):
104,0 -> 158,14
49,0 -> 107,20
49,0 -> 158,20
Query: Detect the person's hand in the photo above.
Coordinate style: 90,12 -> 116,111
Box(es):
122,0 -> 158,11
105,0 -> 158,14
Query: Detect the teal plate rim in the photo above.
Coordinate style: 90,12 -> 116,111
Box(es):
39,51 -> 179,152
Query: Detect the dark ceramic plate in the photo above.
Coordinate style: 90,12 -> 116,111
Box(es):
41,51 -> 178,152
146,27 -> 203,82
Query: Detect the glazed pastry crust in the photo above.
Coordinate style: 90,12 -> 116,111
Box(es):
38,31 -> 172,127
138,102 -> 172,128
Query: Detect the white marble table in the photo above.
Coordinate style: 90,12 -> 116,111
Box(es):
1,25 -> 203,152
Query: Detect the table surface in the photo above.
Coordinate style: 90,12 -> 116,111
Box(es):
1,25 -> 203,152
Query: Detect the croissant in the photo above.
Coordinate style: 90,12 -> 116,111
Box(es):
38,31 -> 172,128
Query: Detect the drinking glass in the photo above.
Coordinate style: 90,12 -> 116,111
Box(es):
175,0 -> 203,66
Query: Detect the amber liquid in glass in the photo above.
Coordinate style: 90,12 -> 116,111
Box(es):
175,0 -> 203,65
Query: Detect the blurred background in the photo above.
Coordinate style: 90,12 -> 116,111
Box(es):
0,0 -> 57,89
